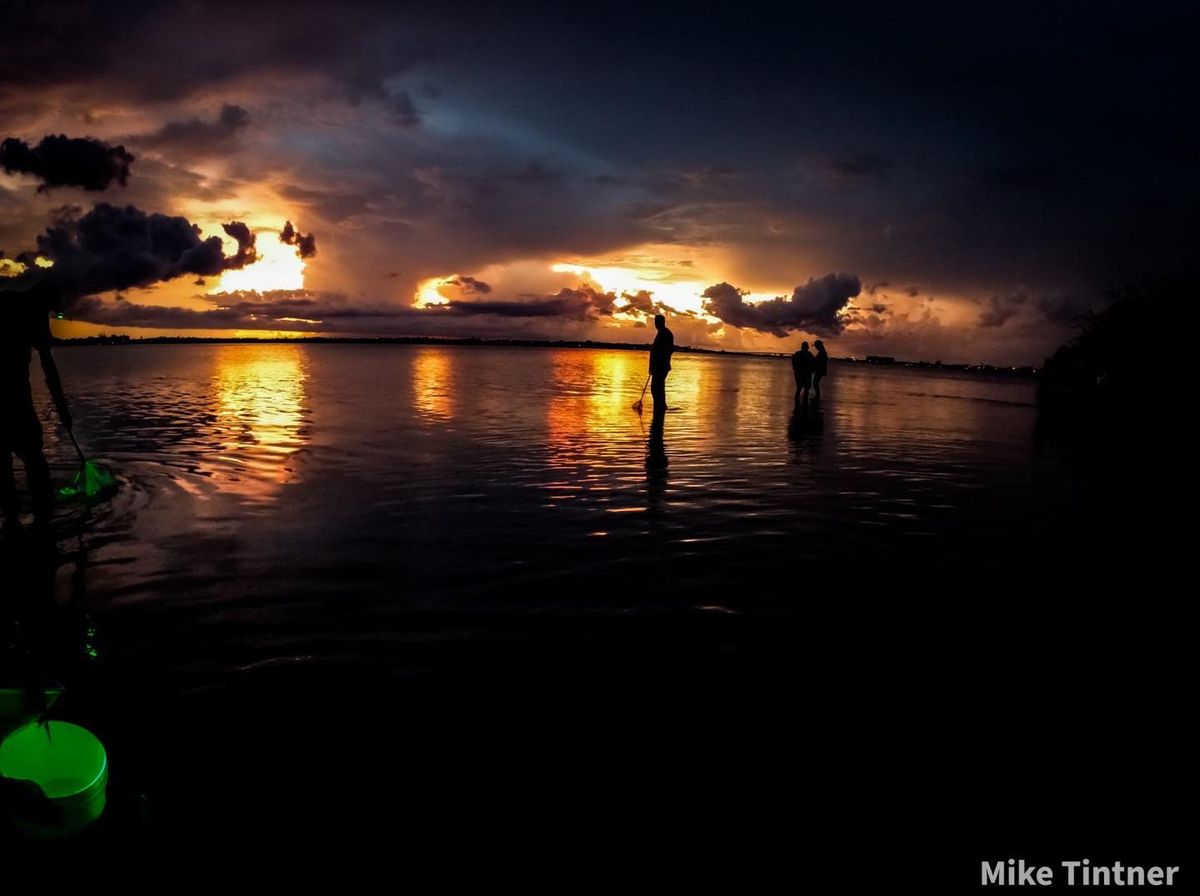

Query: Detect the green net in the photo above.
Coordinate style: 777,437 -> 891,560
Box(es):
57,461 -> 117,501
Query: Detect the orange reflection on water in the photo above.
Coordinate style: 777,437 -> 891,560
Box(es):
543,349 -> 702,468
545,350 -> 643,463
411,347 -> 455,422
211,344 -> 308,496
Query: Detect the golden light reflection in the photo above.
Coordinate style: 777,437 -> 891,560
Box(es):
213,231 -> 306,293
545,350 -> 649,468
211,344 -> 308,497
411,347 -> 455,421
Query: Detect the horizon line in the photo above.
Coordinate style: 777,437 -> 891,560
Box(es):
52,333 -> 1040,374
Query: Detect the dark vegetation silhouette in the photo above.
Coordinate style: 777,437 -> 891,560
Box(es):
1033,273 -> 1188,596
1038,273 -> 1190,413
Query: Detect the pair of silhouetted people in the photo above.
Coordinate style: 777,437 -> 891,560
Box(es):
1,279 -> 73,535
792,339 -> 828,403
649,313 -> 674,410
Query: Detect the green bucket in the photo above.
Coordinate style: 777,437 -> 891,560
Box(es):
0,721 -> 108,837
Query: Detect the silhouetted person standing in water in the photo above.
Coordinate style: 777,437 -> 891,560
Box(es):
792,341 -> 815,403
649,313 -> 674,410
1,280 -> 72,535
812,339 -> 829,402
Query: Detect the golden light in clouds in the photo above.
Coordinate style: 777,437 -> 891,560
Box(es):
552,262 -> 710,316
0,256 -> 54,277
416,277 -> 451,306
415,257 -> 789,331
214,231 -> 307,294
551,261 -> 779,319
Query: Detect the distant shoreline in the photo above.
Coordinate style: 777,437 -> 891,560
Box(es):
51,334 -> 1038,376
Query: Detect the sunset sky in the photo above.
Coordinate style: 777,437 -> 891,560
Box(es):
2,1 -> 1196,365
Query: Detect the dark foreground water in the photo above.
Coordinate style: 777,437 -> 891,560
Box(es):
3,344 -> 1187,869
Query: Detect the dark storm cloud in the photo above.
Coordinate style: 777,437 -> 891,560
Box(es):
15,203 -> 262,297
221,221 -> 257,269
280,221 -> 317,258
447,275 -> 491,294
4,2 -> 1199,363
1035,293 -> 1090,326
0,135 -> 134,192
58,283 -> 621,332
440,286 -> 616,320
0,2 -> 429,108
977,288 -> 1092,329
619,290 -> 656,315
702,273 -> 862,337
132,104 -> 249,154
61,290 -> 417,332
979,291 -> 1029,328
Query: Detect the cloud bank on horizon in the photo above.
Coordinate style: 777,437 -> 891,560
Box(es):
2,1 -> 1196,364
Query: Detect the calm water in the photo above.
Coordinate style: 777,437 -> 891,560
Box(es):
21,343 -> 1086,682
6,343 -> 1168,849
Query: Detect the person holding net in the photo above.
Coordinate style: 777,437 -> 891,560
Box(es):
1,279 -> 74,534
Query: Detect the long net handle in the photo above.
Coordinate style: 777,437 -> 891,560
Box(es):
68,430 -> 86,466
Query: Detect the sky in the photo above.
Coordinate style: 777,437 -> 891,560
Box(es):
2,0 -> 1196,365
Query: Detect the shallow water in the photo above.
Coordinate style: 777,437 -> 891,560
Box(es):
2,343 -> 1156,846
33,349 -> 1063,559
16,343 -> 1088,680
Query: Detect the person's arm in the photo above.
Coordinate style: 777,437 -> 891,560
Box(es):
38,345 -> 73,432
30,284 -> 73,430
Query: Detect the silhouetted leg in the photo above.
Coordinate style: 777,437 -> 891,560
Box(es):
22,448 -> 54,522
13,420 -> 52,523
0,447 -> 19,525
651,373 -> 666,408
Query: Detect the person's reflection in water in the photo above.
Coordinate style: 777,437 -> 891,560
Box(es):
1,527 -> 96,823
0,527 -> 91,698
788,397 -> 825,449
645,404 -> 669,509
